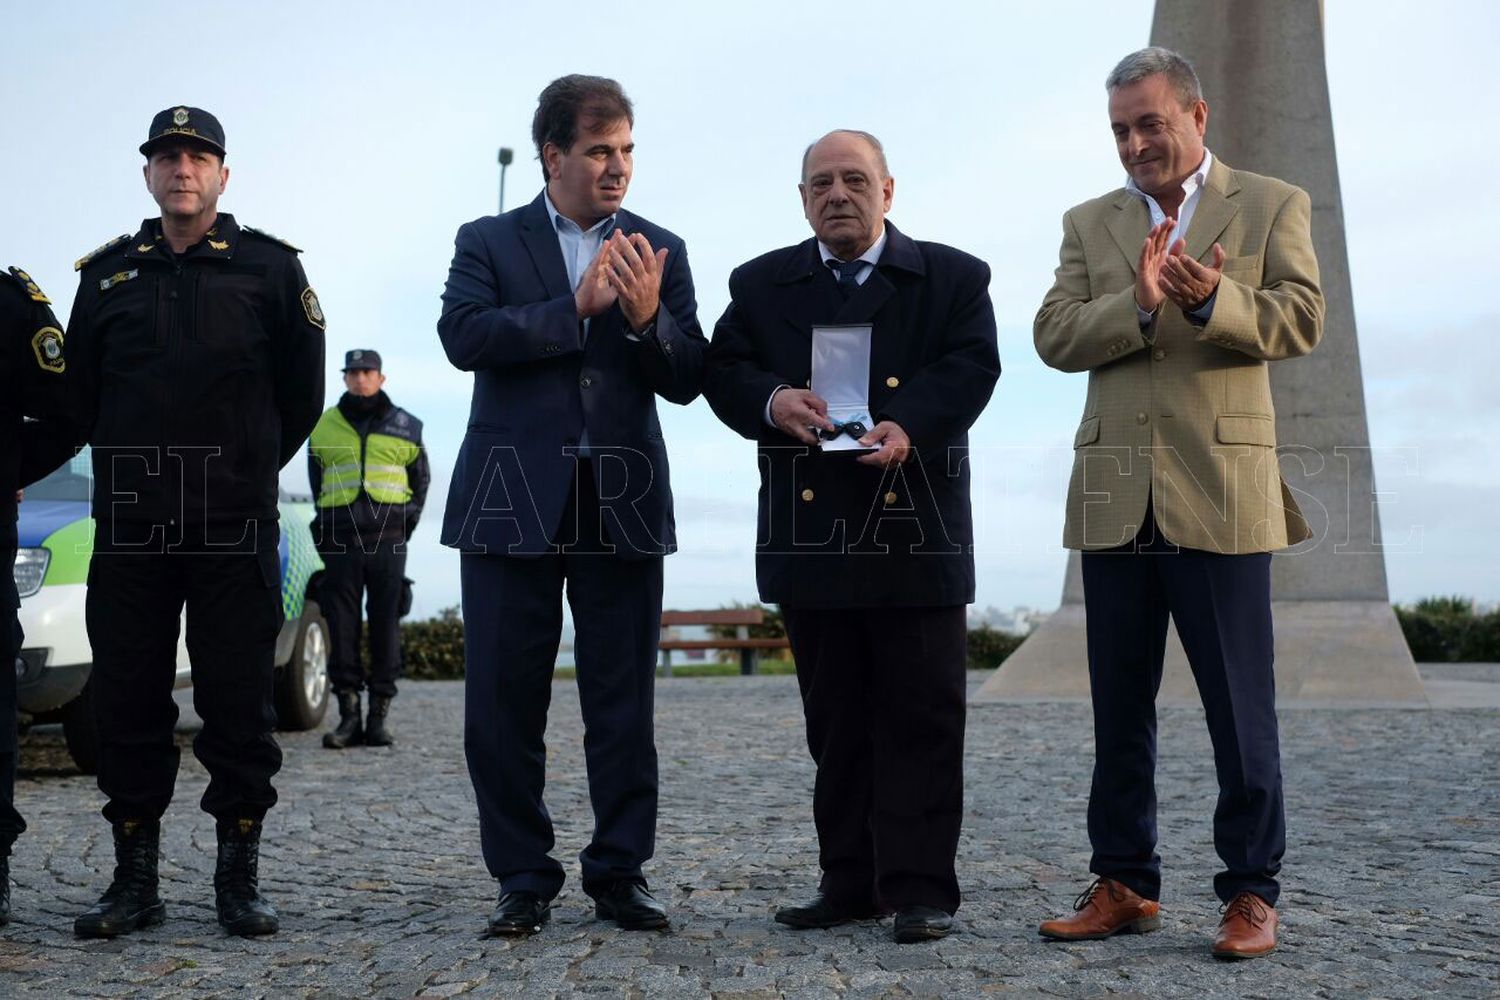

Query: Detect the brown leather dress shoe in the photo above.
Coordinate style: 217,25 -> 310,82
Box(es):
1039,877 -> 1161,940
1212,892 -> 1278,959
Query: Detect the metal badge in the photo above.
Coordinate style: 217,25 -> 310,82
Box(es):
99,269 -> 139,291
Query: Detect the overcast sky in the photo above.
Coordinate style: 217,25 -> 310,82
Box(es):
7,0 -> 1498,617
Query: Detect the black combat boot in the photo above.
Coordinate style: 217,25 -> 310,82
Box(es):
74,820 -> 166,938
322,691 -> 363,749
1,845 -> 11,927
365,695 -> 394,747
214,818 -> 278,936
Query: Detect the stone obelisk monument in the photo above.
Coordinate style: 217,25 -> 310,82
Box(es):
976,1 -> 1426,705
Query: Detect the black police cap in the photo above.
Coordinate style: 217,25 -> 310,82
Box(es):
342,349 -> 383,372
140,106 -> 226,158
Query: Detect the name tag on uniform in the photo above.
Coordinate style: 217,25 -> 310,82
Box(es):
99,269 -> 139,291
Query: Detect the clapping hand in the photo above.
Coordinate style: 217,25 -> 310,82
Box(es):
1160,242 -> 1225,313
1134,220 -> 1176,314
604,231 -> 668,333
575,241 -> 619,320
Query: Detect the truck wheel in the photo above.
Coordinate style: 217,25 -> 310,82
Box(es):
275,600 -> 330,731
61,679 -> 100,775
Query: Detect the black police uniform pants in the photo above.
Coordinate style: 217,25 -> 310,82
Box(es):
85,521 -> 284,825
319,540 -> 405,698
780,604 -> 968,915
2,535 -> 27,849
1081,505 -> 1286,906
461,460 -> 662,901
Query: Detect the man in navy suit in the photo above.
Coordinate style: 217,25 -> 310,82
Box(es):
704,130 -> 999,943
437,75 -> 704,936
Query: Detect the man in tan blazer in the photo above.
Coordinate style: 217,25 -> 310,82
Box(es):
1034,47 -> 1324,960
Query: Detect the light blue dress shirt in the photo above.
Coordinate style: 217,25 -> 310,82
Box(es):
544,190 -> 616,454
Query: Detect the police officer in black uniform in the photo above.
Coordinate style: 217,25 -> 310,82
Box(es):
308,349 -> 429,749
0,265 -> 74,926
66,107 -> 325,938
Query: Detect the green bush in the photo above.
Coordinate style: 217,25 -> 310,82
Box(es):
401,607 -> 467,680
363,606 -> 467,681
966,625 -> 1026,669
1394,597 -> 1500,662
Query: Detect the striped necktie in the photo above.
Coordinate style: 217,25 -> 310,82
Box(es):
827,258 -> 864,297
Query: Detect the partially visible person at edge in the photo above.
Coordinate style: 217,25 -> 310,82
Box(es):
1033,47 -> 1324,960
0,262 -> 75,926
65,106 -> 325,939
309,348 -> 429,750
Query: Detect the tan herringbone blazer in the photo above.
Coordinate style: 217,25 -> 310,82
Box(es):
1036,158 -> 1325,553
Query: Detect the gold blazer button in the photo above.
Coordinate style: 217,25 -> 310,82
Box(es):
801,489 -> 815,502
886,376 -> 900,388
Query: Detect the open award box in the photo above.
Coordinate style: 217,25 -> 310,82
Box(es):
811,324 -> 876,453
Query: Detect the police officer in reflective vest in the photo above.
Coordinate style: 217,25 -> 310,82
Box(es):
1,265 -> 74,926
308,349 -> 429,749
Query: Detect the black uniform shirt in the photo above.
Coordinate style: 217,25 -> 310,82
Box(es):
1,266 -> 73,512
67,215 -> 325,526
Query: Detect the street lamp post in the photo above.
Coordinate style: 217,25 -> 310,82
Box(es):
497,147 -> 513,213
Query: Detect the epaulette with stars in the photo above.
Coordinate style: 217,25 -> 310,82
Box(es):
74,234 -> 130,271
240,226 -> 302,253
5,266 -> 51,303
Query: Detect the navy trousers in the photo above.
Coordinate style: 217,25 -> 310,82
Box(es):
781,605 -> 968,914
461,461 -> 663,900
1081,507 -> 1285,905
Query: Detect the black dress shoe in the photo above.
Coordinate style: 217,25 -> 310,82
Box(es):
593,881 -> 668,930
893,905 -> 955,943
488,890 -> 550,937
774,893 -> 885,929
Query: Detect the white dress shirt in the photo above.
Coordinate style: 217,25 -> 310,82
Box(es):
1126,150 -> 1217,325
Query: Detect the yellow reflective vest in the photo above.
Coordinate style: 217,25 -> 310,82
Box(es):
309,404 -> 422,507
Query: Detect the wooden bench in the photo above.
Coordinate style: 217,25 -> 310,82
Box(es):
658,608 -> 790,677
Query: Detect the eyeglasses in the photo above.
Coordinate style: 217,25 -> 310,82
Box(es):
816,419 -> 868,441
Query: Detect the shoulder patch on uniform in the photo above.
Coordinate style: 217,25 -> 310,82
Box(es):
241,225 -> 302,253
31,326 -> 65,374
383,408 -> 424,443
75,234 -> 130,271
301,287 -> 326,329
7,266 -> 51,303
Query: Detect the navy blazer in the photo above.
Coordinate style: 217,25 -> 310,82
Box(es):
704,223 -> 1000,607
437,192 -> 704,558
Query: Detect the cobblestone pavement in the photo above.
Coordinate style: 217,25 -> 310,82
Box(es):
3,668 -> 1497,999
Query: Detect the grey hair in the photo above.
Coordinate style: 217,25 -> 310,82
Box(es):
801,130 -> 890,183
1105,46 -> 1203,106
